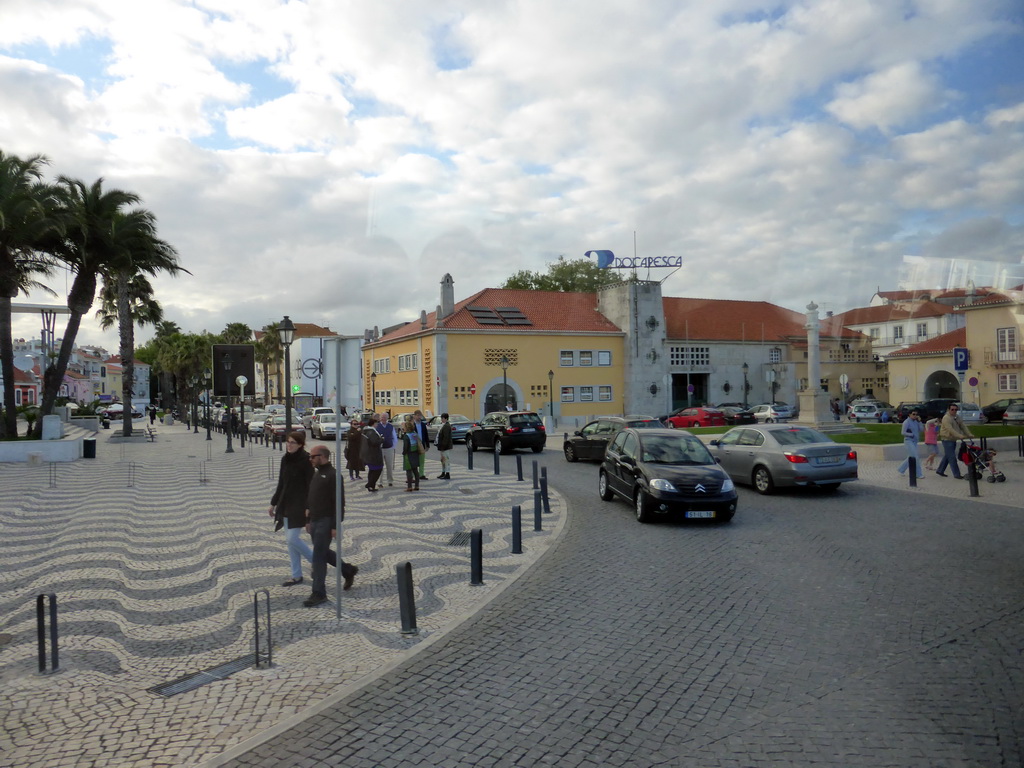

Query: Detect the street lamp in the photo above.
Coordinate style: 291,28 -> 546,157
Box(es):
741,362 -> 749,409
547,369 -> 554,422
190,375 -> 199,433
222,353 -> 234,454
370,371 -> 376,408
236,375 -> 248,448
278,315 -> 296,435
203,367 -> 212,441
500,355 -> 510,409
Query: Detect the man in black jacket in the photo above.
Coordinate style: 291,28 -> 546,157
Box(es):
304,446 -> 358,607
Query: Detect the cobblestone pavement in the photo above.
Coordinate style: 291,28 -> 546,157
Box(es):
221,447 -> 1024,767
0,425 -> 563,768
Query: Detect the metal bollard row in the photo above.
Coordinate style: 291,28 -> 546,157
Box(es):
36,594 -> 59,675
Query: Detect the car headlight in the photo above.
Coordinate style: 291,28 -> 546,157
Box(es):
649,478 -> 677,492
721,477 -> 735,493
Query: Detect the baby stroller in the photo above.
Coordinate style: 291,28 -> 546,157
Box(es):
959,441 -> 1006,483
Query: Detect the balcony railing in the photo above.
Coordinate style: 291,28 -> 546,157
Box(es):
984,346 -> 1022,365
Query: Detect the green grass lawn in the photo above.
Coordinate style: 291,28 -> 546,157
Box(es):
687,422 -> 1024,445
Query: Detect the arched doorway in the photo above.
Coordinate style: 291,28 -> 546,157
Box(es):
924,370 -> 960,399
484,383 -> 516,413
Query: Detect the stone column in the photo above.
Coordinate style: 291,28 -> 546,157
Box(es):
797,301 -> 835,428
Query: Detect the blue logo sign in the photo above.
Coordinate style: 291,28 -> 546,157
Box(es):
585,249 -> 682,270
953,347 -> 970,372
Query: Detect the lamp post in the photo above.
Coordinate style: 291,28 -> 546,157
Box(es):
500,355 -> 510,409
370,371 -> 376,409
236,375 -> 248,448
222,353 -> 234,453
547,369 -> 554,423
278,316 -> 296,435
203,367 -> 212,440
742,362 -> 749,409
190,375 -> 199,433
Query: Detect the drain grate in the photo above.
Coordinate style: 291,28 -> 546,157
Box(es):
147,655 -> 255,697
447,531 -> 472,546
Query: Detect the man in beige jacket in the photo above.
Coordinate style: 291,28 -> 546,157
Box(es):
935,403 -> 973,479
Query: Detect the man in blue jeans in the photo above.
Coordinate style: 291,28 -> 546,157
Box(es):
304,446 -> 358,607
935,403 -> 973,479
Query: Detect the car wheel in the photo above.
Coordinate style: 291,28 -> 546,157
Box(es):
531,445 -> 544,453
561,443 -> 574,462
753,466 -> 775,495
820,483 -> 840,492
634,488 -> 652,523
765,417 -> 773,424
467,437 -> 477,452
498,438 -> 512,455
598,471 -> 614,501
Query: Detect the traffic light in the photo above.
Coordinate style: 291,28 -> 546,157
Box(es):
292,384 -> 301,393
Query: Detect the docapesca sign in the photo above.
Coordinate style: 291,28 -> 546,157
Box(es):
585,249 -> 682,269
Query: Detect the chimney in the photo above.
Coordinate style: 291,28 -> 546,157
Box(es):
439,273 -> 455,319
420,310 -> 428,329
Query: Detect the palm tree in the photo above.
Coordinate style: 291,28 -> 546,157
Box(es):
37,177 -> 142,433
256,323 -> 283,404
101,208 -> 184,436
0,151 -> 63,439
221,322 -> 253,344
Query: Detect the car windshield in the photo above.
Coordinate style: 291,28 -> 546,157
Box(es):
627,419 -> 662,428
640,434 -> 713,465
958,403 -> 978,410
770,427 -> 831,445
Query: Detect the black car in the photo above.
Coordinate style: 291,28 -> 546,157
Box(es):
918,398 -> 958,421
598,428 -> 738,524
466,411 -> 546,453
720,406 -> 757,425
893,402 -> 925,423
563,416 -> 662,462
982,397 -> 1024,423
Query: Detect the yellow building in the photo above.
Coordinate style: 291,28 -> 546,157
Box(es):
362,275 -> 626,424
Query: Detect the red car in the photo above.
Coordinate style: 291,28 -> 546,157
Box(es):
665,407 -> 727,429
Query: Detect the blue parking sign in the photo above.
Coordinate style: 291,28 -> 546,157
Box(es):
953,347 -> 970,372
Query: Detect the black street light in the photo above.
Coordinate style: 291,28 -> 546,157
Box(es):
203,366 -> 212,440
236,375 -> 248,448
278,315 -> 296,435
190,375 -> 199,433
370,371 -> 376,409
222,353 -> 234,453
547,369 -> 554,421
500,355 -> 510,409
742,362 -> 749,409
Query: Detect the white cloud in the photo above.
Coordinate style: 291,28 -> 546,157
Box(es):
826,62 -> 947,133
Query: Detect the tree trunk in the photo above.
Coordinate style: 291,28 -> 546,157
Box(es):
118,274 -> 135,436
0,295 -> 17,439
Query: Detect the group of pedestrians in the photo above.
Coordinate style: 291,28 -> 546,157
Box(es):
267,410 -> 456,605
897,403 -> 975,480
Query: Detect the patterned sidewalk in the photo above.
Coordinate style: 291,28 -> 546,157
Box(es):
0,425 -> 563,768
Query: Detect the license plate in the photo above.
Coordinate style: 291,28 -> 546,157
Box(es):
686,510 -> 715,519
816,455 -> 840,464
521,428 -> 535,433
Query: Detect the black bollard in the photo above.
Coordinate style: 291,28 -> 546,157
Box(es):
967,466 -> 980,497
532,460 -> 539,489
909,456 -> 917,488
516,454 -> 523,481
470,528 -> 484,585
467,443 -> 474,471
493,448 -> 500,475
511,505 -> 523,554
534,489 -> 543,531
541,472 -> 551,514
36,593 -> 58,674
397,562 -> 419,635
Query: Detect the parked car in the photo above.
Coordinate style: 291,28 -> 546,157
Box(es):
748,403 -> 793,423
955,402 -> 986,425
563,416 -> 662,462
311,413 -> 350,440
425,414 -> 476,443
919,398 -> 958,421
246,411 -> 270,435
720,406 -> 757,425
710,424 -> 858,494
1000,402 -> 1024,425
389,412 -> 417,430
982,397 -> 1024,423
598,428 -> 737,523
302,407 -> 335,430
847,399 -> 894,422
466,411 -> 546,454
263,415 -> 305,441
893,402 -> 925,422
664,407 -> 727,429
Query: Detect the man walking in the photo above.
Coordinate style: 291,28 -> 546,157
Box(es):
412,410 -> 431,481
304,446 -> 358,607
897,409 -> 925,479
376,412 -> 397,486
436,413 -> 453,479
935,403 -> 973,479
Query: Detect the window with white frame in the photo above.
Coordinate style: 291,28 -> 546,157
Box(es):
869,327 -> 880,339
580,386 -> 594,402
398,353 -> 418,371
560,350 -> 574,366
598,350 -> 611,366
769,347 -> 782,363
560,386 -> 574,402
397,389 -> 419,406
373,358 -> 391,374
598,385 -> 612,401
997,373 -> 1020,392
669,346 -> 710,367
579,351 -> 593,366
893,325 -> 904,341
916,322 -> 928,339
377,390 -> 393,406
997,327 -> 1019,362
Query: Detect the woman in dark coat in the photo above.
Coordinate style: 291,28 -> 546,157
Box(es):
267,430 -> 315,586
346,421 -> 365,480
361,416 -> 384,492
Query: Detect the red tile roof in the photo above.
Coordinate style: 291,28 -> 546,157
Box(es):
662,298 -> 865,342
832,300 -> 959,325
955,291 -> 1022,310
887,327 -> 966,357
254,323 -> 337,342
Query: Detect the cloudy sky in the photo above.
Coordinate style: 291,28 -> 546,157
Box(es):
3,0 -> 1023,350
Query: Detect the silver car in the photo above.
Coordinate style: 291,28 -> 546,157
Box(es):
425,414 -> 476,443
710,424 -> 858,494
955,402 -> 986,425
748,403 -> 793,423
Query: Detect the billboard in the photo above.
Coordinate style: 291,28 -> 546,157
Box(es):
211,344 -> 257,398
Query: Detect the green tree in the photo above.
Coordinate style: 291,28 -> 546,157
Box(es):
255,323 -> 282,404
500,256 -> 621,293
0,151 -> 63,439
221,322 -> 252,344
